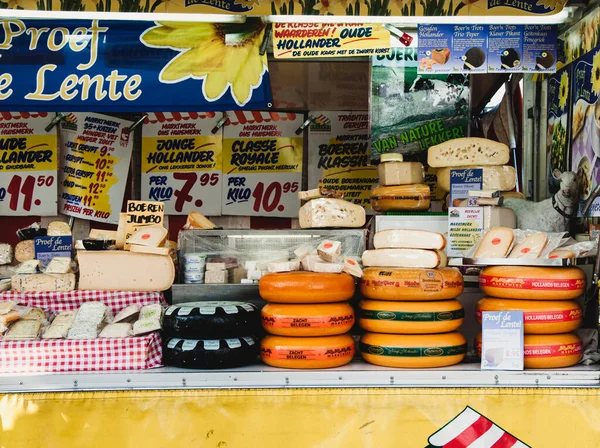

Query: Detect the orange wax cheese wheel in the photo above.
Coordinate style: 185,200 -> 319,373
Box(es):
360,332 -> 466,368
479,266 -> 586,300
359,299 -> 464,334
260,334 -> 355,369
476,298 -> 582,334
261,303 -> 355,336
370,184 -> 431,212
361,267 -> 464,301
259,272 -> 355,303
475,332 -> 482,358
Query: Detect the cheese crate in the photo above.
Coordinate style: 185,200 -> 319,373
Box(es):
0,290 -> 165,373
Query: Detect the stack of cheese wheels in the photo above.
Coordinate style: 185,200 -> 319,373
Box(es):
476,265 -> 585,369
359,229 -> 467,368
371,153 -> 431,212
427,137 -> 516,208
259,272 -> 356,369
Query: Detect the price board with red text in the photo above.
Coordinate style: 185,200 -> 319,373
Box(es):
58,113 -> 134,224
0,113 -> 58,216
141,112 -> 222,216
222,111 -> 304,217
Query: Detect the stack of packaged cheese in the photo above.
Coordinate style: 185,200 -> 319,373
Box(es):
371,154 -> 431,212
259,271 -> 356,369
476,264 -> 586,369
358,229 -> 467,368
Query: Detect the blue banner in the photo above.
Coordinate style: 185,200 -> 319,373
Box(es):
0,19 -> 271,112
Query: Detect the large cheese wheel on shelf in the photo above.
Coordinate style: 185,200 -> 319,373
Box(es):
261,334 -> 355,369
476,298 -> 582,334
261,303 -> 355,337
371,184 -> 431,212
259,272 -> 355,303
362,249 -> 441,269
479,266 -> 586,300
163,336 -> 259,369
361,267 -> 464,301
359,299 -> 464,334
360,332 -> 467,368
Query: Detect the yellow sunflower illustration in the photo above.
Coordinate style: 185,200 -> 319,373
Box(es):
593,49 -> 600,96
313,0 -> 345,15
536,0 -> 562,10
140,20 -> 267,107
558,71 -> 569,111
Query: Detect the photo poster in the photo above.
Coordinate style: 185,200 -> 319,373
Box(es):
308,111 -> 378,212
371,36 -> 470,211
141,112 -> 223,216
571,44 -> 600,216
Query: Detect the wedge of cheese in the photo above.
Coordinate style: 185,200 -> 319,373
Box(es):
129,244 -> 170,256
126,226 -> 168,248
428,138 -> 510,167
437,166 -> 517,192
47,221 -> 72,236
4,320 -> 41,340
373,229 -> 446,250
474,227 -> 514,258
78,251 -> 175,291
14,240 -> 34,263
11,273 -> 76,292
42,311 -> 76,339
317,240 -> 341,262
16,260 -> 40,274
508,232 -> 548,259
299,199 -> 366,228
89,229 -> 118,240
362,249 -> 441,268
44,257 -> 72,274
378,161 -> 425,186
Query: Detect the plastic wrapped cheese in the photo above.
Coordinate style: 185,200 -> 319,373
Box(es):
362,249 -> 441,268
371,184 -> 430,212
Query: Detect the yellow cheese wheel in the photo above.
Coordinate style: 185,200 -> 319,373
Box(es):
261,303 -> 355,337
476,298 -> 582,334
360,332 -> 466,368
361,267 -> 464,301
261,334 -> 355,369
359,299 -> 464,334
475,332 -> 583,369
259,272 -> 355,303
479,266 -> 586,300
370,184 -> 431,212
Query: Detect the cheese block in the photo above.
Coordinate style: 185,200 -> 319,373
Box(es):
14,240 -> 34,262
261,334 -> 355,369
23,308 -> 46,321
508,232 -> 548,259
89,229 -> 118,240
0,279 -> 11,292
11,273 -> 76,292
373,229 -> 446,250
378,161 -> 425,186
299,198 -> 366,228
44,257 -> 72,274
205,269 -> 228,284
360,332 -> 467,368
100,322 -> 133,338
78,251 -> 175,291
42,311 -> 76,339
479,266 -> 586,300
359,299 -> 464,334
474,227 -> 514,258
185,211 -> 218,230
0,310 -> 20,328
47,221 -> 72,236
317,240 -> 341,262
129,244 -> 170,256
549,249 -> 575,259
0,301 -> 17,315
362,249 -> 441,269
294,245 -> 314,260
68,302 -> 107,340
259,272 -> 355,303
298,188 -> 323,201
140,304 -> 163,321
437,166 -> 517,192
476,298 -> 581,334
343,258 -> 363,278
313,262 -> 344,273
4,320 -> 42,340
261,303 -> 354,337
16,260 -> 40,274
0,244 -> 13,265
361,267 -> 464,301
127,225 -> 168,247
371,184 -> 430,212
115,213 -> 127,249
164,336 -> 259,369
427,138 -> 510,167
113,304 -> 141,323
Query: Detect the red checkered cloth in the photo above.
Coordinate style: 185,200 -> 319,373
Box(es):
0,290 -> 165,373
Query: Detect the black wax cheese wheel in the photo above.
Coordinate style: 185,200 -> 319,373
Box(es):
163,336 -> 259,369
163,301 -> 260,338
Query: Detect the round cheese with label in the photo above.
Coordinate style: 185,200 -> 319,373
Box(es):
479,266 -> 586,300
370,184 -> 431,212
163,302 -> 260,339
361,267 -> 464,301
360,332 -> 467,368
261,334 -> 355,369
359,299 -> 464,334
261,303 -> 355,337
163,336 -> 259,369
476,298 -> 582,334
259,272 -> 355,303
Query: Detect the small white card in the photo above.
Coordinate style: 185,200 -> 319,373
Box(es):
481,311 -> 524,371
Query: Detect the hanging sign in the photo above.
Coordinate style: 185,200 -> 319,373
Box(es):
58,112 -> 134,224
272,23 -> 391,59
124,200 -> 165,248
141,112 -> 223,216
0,19 -> 271,112
222,111 -> 304,217
522,25 -> 558,72
487,25 -> 523,73
0,112 -> 57,216
308,111 -> 377,211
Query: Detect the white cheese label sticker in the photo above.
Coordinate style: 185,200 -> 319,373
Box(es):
223,306 -> 239,314
242,337 -> 255,346
225,338 -> 242,349
167,338 -> 181,349
200,307 -> 217,315
178,307 -> 193,316
203,340 -> 220,350
182,340 -> 198,351
241,304 -> 255,312
165,306 -> 177,316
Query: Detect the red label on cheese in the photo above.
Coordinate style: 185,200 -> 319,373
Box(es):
262,315 -> 354,329
476,309 -> 582,323
142,234 -> 151,240
480,275 -> 585,291
549,255 -> 558,259
260,345 -> 354,361
347,260 -> 356,266
524,342 -> 583,358
521,247 -> 531,254
492,238 -> 501,245
324,243 -> 333,249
